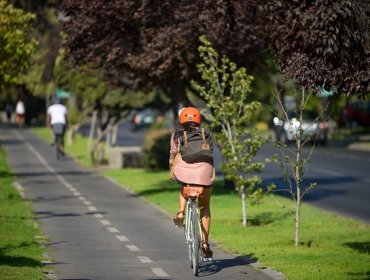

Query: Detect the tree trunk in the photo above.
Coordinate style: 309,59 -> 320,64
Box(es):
295,189 -> 301,247
88,110 -> 97,153
241,185 -> 247,226
294,137 -> 302,246
97,126 -> 104,164
112,123 -> 118,146
106,124 -> 112,147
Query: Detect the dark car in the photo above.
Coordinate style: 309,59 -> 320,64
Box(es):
338,101 -> 370,128
273,111 -> 329,145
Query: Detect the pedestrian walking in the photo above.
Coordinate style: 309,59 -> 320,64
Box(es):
15,99 -> 25,128
5,101 -> 13,123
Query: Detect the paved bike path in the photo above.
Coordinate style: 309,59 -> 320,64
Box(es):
0,127 -> 284,280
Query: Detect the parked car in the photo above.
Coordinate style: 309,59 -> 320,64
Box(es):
273,111 -> 329,145
338,101 -> 370,128
130,108 -> 157,130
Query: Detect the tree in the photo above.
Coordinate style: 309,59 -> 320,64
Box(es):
0,0 -> 38,90
58,0 -> 268,106
263,0 -> 370,96
192,36 -> 271,226
54,56 -> 169,164
11,0 -> 63,98
272,83 -> 332,246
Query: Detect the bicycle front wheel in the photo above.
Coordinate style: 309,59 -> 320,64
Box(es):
190,201 -> 201,276
186,203 -> 193,269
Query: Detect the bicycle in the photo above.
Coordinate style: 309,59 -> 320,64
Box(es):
182,185 -> 207,276
52,123 -> 65,160
55,133 -> 63,160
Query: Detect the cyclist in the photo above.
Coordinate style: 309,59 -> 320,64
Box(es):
169,106 -> 215,260
47,98 -> 68,154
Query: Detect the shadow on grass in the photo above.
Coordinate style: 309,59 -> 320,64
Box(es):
0,170 -> 12,179
198,255 -> 258,276
343,241 -> 370,254
0,255 -> 41,267
247,211 -> 290,226
0,242 -> 41,268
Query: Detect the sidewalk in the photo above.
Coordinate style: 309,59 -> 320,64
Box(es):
0,126 -> 284,280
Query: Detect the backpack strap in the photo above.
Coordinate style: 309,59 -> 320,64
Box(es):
201,128 -> 206,145
183,131 -> 188,148
201,128 -> 210,151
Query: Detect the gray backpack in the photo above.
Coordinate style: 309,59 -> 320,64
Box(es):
177,127 -> 213,163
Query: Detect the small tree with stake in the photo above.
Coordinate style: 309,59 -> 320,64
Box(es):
192,36 -> 271,226
272,84 -> 329,246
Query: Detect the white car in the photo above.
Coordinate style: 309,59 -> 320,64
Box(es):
273,112 -> 328,145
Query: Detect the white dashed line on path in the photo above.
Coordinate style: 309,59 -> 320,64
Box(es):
116,235 -> 129,242
83,200 -> 92,206
151,268 -> 168,277
100,220 -> 111,226
94,213 -> 103,218
78,196 -> 86,201
126,245 -> 140,252
137,256 -> 153,263
107,227 -> 120,233
88,206 -> 97,211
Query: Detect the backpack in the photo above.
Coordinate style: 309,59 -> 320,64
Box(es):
177,127 -> 213,163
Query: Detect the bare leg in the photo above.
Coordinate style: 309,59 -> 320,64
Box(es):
198,187 -> 212,244
173,187 -> 187,226
178,189 -> 187,215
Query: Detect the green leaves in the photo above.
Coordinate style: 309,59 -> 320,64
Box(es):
0,0 -> 38,89
193,36 -> 267,202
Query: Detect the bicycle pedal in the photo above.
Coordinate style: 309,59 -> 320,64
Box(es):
202,257 -> 213,262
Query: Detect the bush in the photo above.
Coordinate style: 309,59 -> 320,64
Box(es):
143,128 -> 173,169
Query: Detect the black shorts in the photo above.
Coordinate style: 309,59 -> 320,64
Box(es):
52,123 -> 66,136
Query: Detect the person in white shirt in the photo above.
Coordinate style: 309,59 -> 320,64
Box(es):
15,99 -> 25,128
47,98 -> 68,153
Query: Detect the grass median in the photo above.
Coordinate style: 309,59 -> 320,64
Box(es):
32,127 -> 370,280
0,146 -> 47,279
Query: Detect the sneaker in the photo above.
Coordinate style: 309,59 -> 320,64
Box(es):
202,243 -> 213,261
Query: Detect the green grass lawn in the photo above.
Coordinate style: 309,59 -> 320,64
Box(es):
105,168 -> 370,280
32,127 -> 370,280
0,147 -> 47,280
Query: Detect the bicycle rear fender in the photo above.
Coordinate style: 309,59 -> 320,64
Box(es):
182,185 -> 204,198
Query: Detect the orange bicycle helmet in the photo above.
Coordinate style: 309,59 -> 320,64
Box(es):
179,107 -> 201,124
